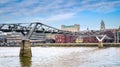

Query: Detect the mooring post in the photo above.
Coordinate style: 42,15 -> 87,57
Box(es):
19,39 -> 32,57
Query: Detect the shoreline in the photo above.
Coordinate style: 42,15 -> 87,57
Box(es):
34,43 -> 120,47
0,43 -> 120,47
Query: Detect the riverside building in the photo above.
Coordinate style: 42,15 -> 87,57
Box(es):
61,24 -> 80,32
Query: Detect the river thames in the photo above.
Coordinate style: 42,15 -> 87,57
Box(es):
0,47 -> 120,67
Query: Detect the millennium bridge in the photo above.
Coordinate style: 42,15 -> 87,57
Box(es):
0,22 -> 113,57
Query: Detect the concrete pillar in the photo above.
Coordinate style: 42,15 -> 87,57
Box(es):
20,57 -> 31,67
96,35 -> 106,48
98,41 -> 103,48
19,39 -> 32,57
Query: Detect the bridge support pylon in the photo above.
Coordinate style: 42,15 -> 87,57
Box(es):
98,41 -> 103,48
96,35 -> 106,48
19,39 -> 32,57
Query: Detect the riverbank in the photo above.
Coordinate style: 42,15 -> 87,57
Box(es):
35,43 -> 120,47
1,43 -> 120,47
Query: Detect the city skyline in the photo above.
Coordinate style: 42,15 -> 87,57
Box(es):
0,0 -> 120,30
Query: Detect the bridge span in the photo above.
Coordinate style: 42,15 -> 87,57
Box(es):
0,22 -> 74,57
0,22 -> 112,57
0,22 -> 73,39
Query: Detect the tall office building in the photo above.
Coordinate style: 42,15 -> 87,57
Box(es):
100,20 -> 106,31
61,24 -> 80,32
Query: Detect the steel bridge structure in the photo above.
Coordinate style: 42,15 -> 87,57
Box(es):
0,22 -> 72,39
0,22 -> 113,57
0,22 -> 75,57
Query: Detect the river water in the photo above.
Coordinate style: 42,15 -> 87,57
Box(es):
0,47 -> 120,67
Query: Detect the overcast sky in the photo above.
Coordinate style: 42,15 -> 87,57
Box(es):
0,0 -> 120,30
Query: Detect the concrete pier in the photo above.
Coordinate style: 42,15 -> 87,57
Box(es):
96,35 -> 106,48
20,57 -> 31,67
98,41 -> 103,48
19,39 -> 32,57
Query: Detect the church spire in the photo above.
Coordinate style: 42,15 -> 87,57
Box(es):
100,20 -> 105,31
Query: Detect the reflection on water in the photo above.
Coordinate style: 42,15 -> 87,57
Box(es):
20,57 -> 31,67
0,47 -> 120,67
